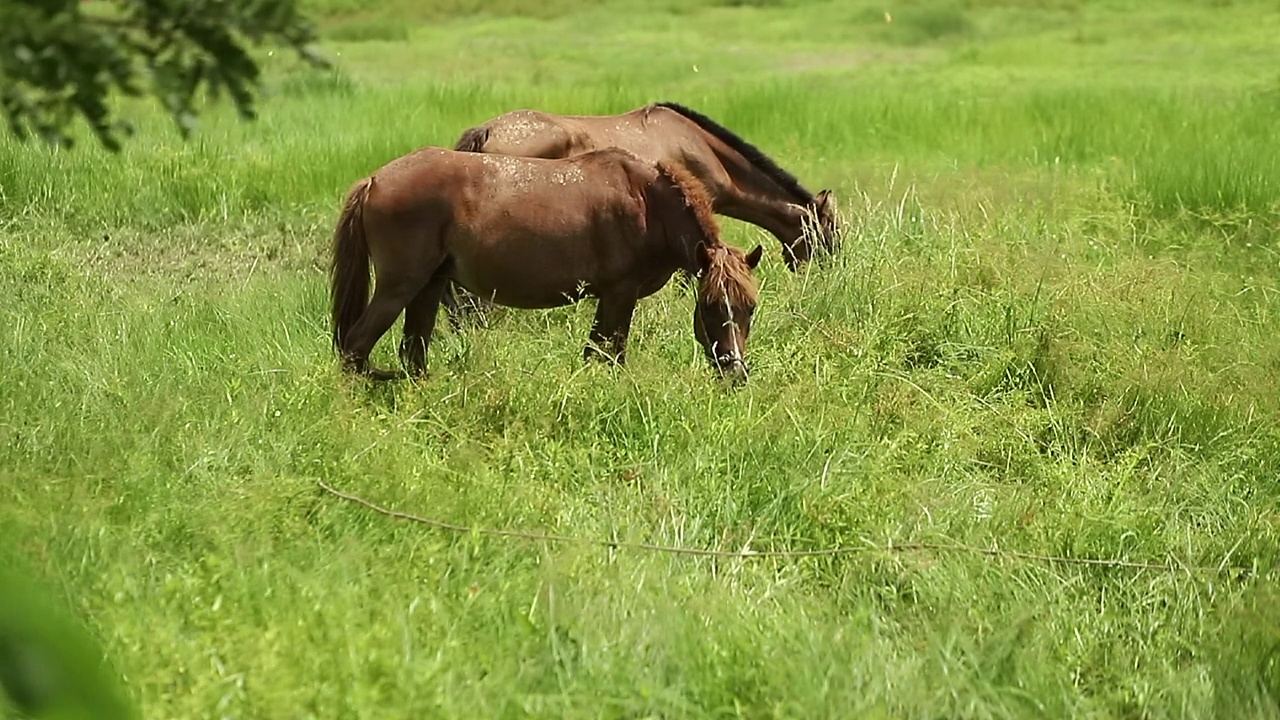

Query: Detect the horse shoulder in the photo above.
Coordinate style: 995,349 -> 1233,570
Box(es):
637,104 -> 688,128
635,107 -> 708,150
592,153 -> 651,196
620,110 -> 725,195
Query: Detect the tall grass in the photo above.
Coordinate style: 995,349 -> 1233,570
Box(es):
3,0 -> 1280,717
3,173 -> 1278,715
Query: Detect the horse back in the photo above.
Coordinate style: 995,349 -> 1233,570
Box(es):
444,150 -> 671,307
394,149 -> 644,243
559,107 -> 728,200
462,109 -> 582,158
461,107 -> 707,165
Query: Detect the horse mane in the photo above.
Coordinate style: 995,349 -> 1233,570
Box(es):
652,101 -> 814,205
653,160 -> 758,306
701,244 -> 759,307
655,159 -> 720,248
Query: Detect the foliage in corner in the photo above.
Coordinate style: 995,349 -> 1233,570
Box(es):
0,0 -> 329,152
0,563 -> 137,720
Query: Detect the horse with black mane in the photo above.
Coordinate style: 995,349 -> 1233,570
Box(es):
329,145 -> 763,384
444,101 -> 840,324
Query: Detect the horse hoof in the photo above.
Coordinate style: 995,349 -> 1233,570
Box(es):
583,347 -> 625,367
367,367 -> 407,382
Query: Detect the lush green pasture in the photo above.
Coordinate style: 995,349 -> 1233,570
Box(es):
3,0 -> 1280,717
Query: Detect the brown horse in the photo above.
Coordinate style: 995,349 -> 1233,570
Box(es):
329,146 -> 764,383
442,101 -> 840,324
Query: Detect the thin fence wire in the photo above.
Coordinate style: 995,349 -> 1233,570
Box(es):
317,480 -> 1258,576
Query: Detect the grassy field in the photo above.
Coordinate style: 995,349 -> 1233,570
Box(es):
3,0 -> 1280,717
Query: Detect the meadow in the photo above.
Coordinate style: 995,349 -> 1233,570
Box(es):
3,0 -> 1280,717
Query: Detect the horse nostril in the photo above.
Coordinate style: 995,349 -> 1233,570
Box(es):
725,361 -> 749,386
715,356 -> 748,382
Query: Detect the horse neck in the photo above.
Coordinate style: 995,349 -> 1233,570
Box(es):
667,218 -> 714,276
688,125 -> 812,244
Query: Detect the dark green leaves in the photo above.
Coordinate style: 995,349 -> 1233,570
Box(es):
0,564 -> 137,719
0,0 -> 330,152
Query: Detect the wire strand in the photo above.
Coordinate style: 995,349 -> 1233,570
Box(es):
316,480 -> 1254,575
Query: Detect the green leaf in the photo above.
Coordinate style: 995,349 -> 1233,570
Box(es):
0,565 -> 137,720
0,0 -> 328,151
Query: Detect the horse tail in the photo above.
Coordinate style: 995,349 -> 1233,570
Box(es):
453,125 -> 490,153
330,177 -> 373,354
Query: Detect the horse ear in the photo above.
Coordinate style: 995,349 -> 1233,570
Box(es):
698,243 -> 714,270
815,190 -> 840,228
745,244 -> 764,270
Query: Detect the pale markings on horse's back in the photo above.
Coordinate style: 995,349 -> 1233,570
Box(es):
549,167 -> 585,187
480,154 -> 536,191
477,155 -> 584,190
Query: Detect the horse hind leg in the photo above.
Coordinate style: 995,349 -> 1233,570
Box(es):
340,277 -> 425,381
399,271 -> 451,377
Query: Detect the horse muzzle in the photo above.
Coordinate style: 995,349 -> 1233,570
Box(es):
714,356 -> 749,386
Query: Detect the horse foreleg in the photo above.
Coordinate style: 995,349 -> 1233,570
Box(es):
399,273 -> 450,377
584,294 -> 639,366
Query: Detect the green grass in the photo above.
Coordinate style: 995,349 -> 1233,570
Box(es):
4,0 -> 1280,717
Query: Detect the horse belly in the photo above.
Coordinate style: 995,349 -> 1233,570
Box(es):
448,231 -> 599,310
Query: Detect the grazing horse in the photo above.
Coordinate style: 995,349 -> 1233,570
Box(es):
329,146 -> 764,383
442,101 -> 840,324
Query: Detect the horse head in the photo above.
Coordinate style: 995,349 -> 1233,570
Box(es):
693,243 -> 763,385
783,189 -> 842,271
